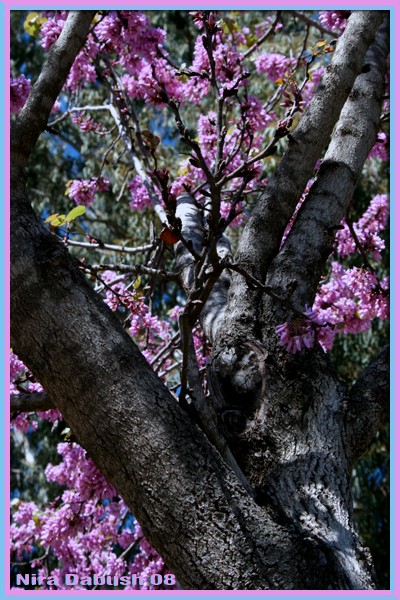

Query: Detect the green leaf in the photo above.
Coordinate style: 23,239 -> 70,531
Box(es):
44,213 -> 60,223
66,205 -> 86,222
65,180 -> 73,196
49,214 -> 66,227
23,12 -> 47,37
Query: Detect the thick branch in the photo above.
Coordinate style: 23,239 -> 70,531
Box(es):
345,345 -> 389,465
11,178 -> 307,589
11,11 -> 96,166
218,11 -> 385,344
264,17 -> 389,318
236,11 -> 384,279
10,23 -> 305,583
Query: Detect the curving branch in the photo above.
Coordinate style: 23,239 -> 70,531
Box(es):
263,16 -> 389,320
345,345 -> 390,465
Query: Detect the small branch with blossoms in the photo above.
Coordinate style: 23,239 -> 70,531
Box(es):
345,217 -> 387,294
243,12 -> 281,59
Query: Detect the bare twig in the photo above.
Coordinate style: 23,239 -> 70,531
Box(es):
88,262 -> 180,282
65,239 -> 157,255
291,10 -> 334,36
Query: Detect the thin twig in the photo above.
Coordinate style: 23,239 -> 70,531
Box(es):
65,239 -> 157,255
243,12 -> 281,59
291,10 -> 333,36
88,262 -> 180,281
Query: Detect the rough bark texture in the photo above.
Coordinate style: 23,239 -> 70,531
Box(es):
264,17 -> 389,316
218,10 -> 385,345
10,10 -> 390,590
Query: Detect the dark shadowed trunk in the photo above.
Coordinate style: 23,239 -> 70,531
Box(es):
10,11 -> 389,589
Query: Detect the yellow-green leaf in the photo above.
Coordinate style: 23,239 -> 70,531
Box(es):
66,205 -> 86,222
245,34 -> 258,48
65,180 -> 73,196
44,213 -> 60,223
49,214 -> 66,227
24,12 -> 47,37
220,17 -> 238,34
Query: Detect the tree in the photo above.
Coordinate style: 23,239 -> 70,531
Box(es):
10,10 -> 390,590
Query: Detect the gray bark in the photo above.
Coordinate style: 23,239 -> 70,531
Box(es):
217,10 -> 385,345
10,10 -> 389,590
346,345 -> 390,465
264,18 -> 389,318
10,392 -> 53,415
175,193 -> 231,343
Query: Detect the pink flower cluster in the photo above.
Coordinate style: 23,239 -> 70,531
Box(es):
95,11 -> 166,68
182,30 -> 245,103
254,53 -> 295,82
275,306 -> 322,354
241,95 -> 273,132
312,263 -> 389,351
11,442 -> 175,589
334,194 -> 389,262
100,271 -> 172,373
71,112 -> 106,134
122,59 -> 183,106
68,177 -> 109,206
128,177 -> 154,211
319,11 -> 348,32
10,74 -> 31,113
40,12 -> 67,50
277,192 -> 389,354
10,352 -> 61,432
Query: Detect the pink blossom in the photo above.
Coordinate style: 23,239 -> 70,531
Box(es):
254,53 -> 295,82
313,262 -> 389,351
40,13 -> 66,50
241,96 -> 273,133
275,305 -> 323,354
368,131 -> 389,162
68,177 -> 109,206
319,11 -> 348,33
71,112 -> 105,133
334,194 -> 389,260
10,74 -> 31,113
128,176 -> 154,211
10,501 -> 41,559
